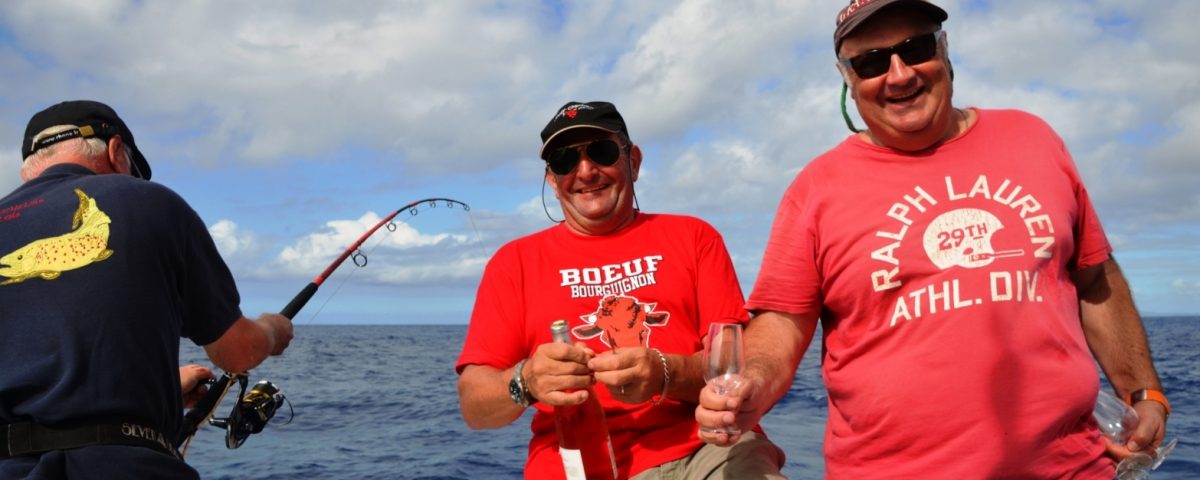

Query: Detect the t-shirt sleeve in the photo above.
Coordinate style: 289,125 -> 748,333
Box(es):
746,173 -> 823,314
456,243 -> 527,374
1071,181 -> 1113,270
693,222 -> 749,334
1044,122 -> 1113,271
179,209 -> 242,346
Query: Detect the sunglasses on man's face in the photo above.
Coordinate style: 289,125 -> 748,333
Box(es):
840,31 -> 941,79
546,139 -> 623,175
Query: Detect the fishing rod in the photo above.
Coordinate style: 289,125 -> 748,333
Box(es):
177,197 -> 470,454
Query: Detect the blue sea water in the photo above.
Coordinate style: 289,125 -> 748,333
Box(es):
179,317 -> 1199,479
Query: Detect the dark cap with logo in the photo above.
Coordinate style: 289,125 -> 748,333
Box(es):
539,101 -> 629,160
22,100 -> 152,180
834,0 -> 948,54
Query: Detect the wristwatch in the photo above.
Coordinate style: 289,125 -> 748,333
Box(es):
1126,388 -> 1171,417
508,358 -> 533,408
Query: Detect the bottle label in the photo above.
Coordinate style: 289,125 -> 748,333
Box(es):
559,447 -> 586,480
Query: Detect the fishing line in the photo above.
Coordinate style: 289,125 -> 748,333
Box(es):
296,199 -> 476,326
178,197 -> 470,455
297,215 -> 403,327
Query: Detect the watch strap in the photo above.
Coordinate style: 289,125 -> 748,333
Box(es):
1125,388 -> 1170,417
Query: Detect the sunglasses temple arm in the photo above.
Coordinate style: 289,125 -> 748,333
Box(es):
840,83 -> 861,133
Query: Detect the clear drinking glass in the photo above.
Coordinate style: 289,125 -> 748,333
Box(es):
1093,389 -> 1179,479
701,322 -> 745,435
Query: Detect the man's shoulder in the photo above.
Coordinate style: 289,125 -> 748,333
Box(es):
977,108 -> 1054,128
639,212 -> 714,231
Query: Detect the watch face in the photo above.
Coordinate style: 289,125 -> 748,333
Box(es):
509,373 -> 527,406
509,377 -> 522,401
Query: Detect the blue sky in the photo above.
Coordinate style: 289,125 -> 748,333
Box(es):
2,0 -> 1198,323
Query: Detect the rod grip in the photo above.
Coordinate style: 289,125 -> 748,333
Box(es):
280,282 -> 319,320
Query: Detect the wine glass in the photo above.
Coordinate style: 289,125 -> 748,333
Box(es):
701,322 -> 745,435
1093,389 -> 1179,479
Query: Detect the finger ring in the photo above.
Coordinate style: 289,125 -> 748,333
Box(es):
620,385 -> 626,395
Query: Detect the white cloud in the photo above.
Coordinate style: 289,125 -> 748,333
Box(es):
1171,278 -> 1200,293
276,211 -> 470,279
2,0 -> 1199,314
208,219 -> 259,260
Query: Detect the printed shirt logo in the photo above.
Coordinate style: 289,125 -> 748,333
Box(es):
867,175 -> 1057,327
0,188 -> 113,285
922,208 -> 1024,270
571,295 -> 669,349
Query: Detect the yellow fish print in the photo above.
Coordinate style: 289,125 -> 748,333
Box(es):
0,188 -> 113,285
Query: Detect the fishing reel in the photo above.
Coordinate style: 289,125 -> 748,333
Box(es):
205,374 -> 292,449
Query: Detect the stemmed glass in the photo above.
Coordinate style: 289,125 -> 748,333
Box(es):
701,322 -> 745,435
1093,389 -> 1179,479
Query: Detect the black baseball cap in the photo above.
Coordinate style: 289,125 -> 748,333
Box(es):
22,100 -> 152,180
539,101 -> 629,160
834,0 -> 948,54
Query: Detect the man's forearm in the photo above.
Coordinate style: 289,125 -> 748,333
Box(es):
458,364 -> 527,430
743,310 -> 819,412
1077,258 -> 1162,396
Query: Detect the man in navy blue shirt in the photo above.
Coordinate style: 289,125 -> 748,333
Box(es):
0,100 -> 293,479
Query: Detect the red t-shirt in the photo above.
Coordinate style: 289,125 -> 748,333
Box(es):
457,213 -> 751,479
749,109 -> 1114,478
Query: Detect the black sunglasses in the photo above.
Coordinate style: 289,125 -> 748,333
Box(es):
840,31 -> 941,79
546,139 -> 622,175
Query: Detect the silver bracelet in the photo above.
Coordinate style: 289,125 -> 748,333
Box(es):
650,348 -> 670,406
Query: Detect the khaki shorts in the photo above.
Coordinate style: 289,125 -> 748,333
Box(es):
629,430 -> 787,480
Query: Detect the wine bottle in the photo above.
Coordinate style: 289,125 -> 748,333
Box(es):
551,320 -> 619,480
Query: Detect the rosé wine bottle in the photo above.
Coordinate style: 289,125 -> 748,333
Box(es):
551,320 -> 618,480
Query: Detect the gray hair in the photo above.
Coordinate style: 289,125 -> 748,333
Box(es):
27,125 -> 109,160
22,124 -> 132,176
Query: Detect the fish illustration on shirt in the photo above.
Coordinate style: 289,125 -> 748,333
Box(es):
0,188 -> 113,285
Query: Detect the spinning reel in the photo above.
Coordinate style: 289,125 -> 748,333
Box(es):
178,372 -> 292,454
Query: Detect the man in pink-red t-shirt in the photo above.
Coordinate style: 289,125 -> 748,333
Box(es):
695,1 -> 1170,478
456,101 -> 785,479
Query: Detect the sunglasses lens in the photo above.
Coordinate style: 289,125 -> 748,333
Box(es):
585,140 -> 621,167
851,52 -> 891,79
548,148 -> 580,175
848,32 -> 938,79
547,140 -> 622,174
897,34 -> 938,66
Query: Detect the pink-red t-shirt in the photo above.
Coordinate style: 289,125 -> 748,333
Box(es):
457,213 -> 751,479
749,109 -> 1114,478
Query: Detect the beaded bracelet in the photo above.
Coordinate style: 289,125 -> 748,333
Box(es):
650,348 -> 670,406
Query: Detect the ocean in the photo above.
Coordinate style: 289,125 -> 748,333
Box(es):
179,317 -> 1198,479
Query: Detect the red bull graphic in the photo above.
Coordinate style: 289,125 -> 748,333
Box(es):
571,295 -> 669,349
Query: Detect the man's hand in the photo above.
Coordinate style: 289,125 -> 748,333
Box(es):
524,342 -> 596,406
1103,400 -> 1168,462
588,347 -> 662,404
179,364 -> 216,409
695,375 -> 761,446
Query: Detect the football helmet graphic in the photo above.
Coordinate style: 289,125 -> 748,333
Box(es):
923,208 -> 1023,270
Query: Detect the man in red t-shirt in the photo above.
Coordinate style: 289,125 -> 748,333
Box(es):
695,1 -> 1170,478
456,101 -> 785,479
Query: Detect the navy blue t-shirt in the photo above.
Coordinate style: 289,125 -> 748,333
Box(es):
0,164 -> 242,477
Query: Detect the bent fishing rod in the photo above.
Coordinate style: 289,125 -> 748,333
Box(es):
178,197 -> 470,454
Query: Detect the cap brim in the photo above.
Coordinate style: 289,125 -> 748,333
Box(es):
130,150 -> 151,180
835,0 -> 948,53
538,124 -> 620,159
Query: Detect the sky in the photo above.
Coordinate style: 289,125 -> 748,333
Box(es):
1,0 -> 1197,324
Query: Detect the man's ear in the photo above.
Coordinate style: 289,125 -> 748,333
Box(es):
939,32 -> 954,81
628,144 -> 642,182
107,135 -> 133,176
544,167 -> 561,199
836,62 -> 855,93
